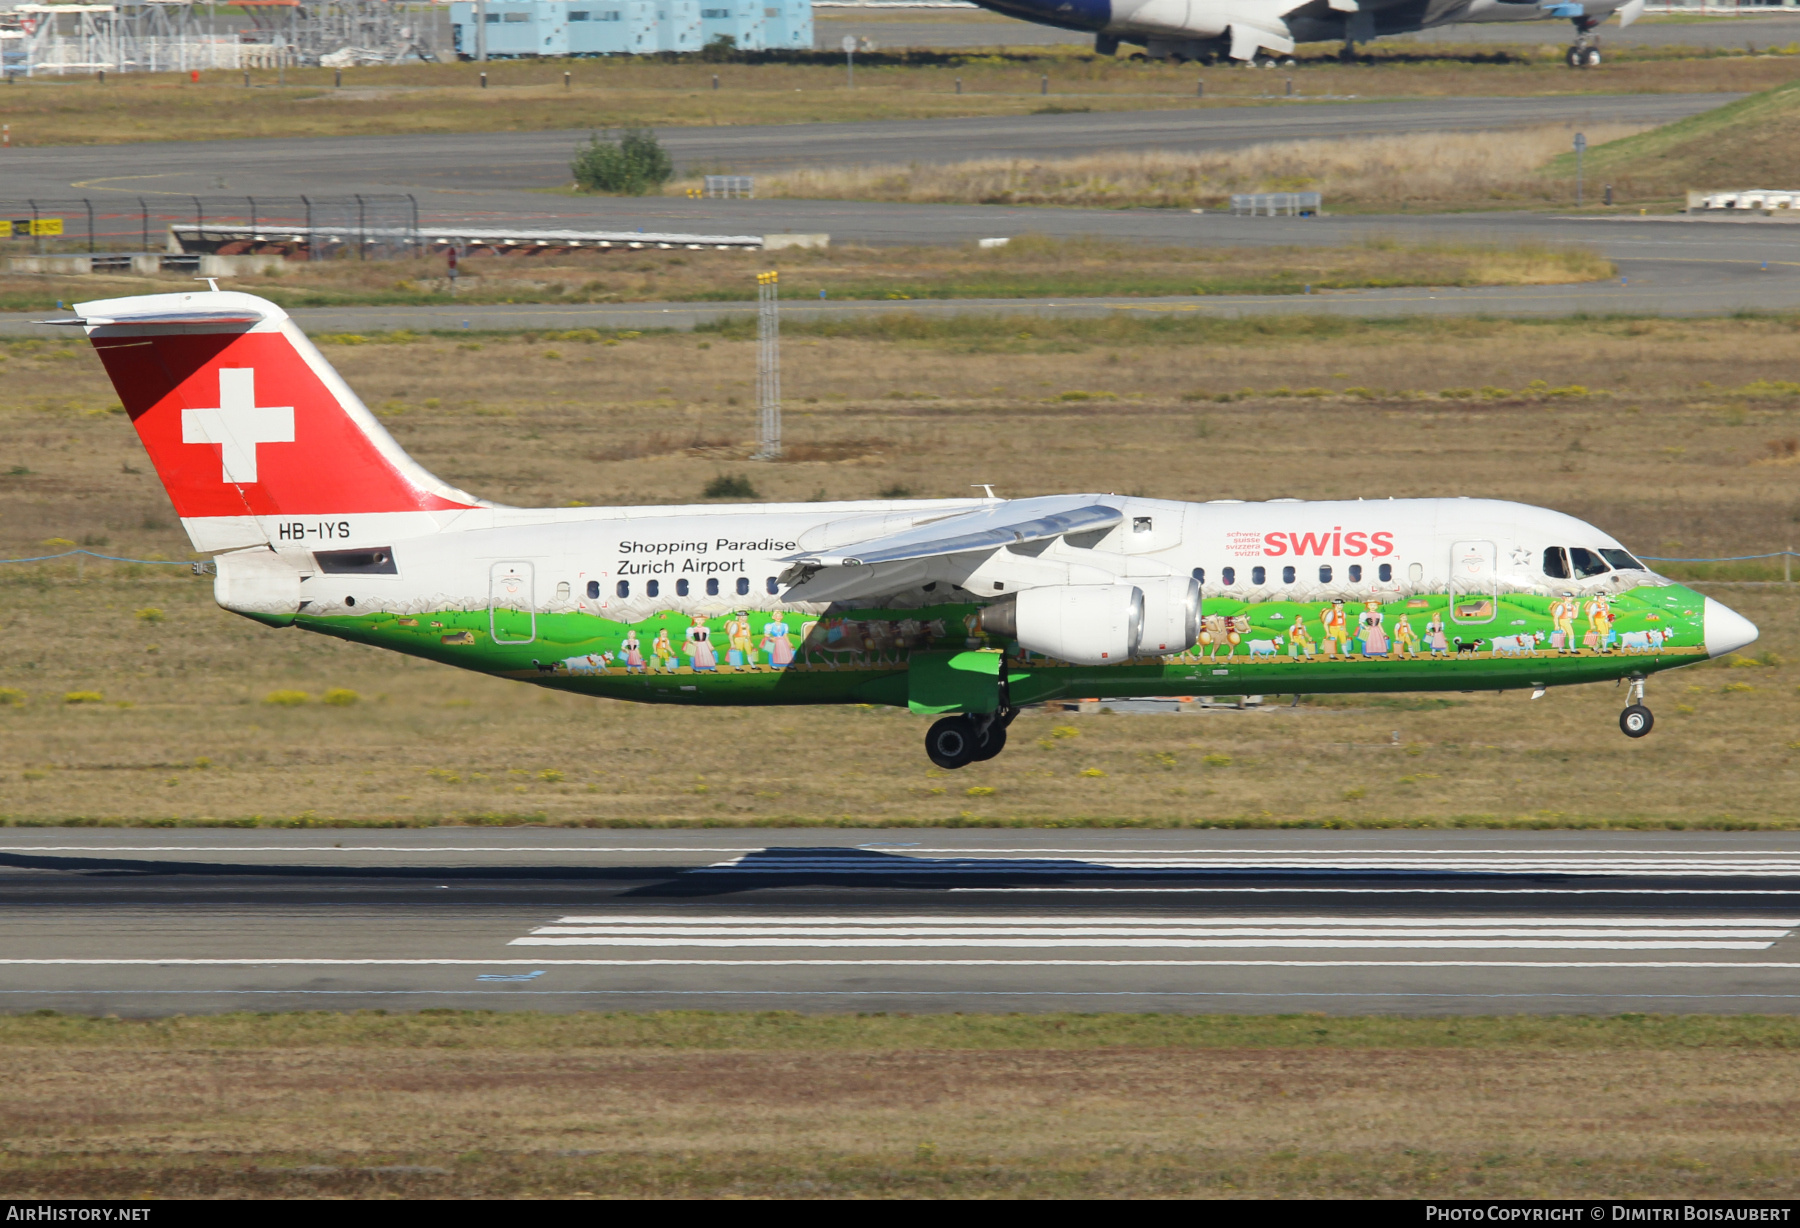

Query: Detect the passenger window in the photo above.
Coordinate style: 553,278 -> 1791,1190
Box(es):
706,577 -> 719,596
1348,564 -> 1362,583
737,577 -> 750,596
676,578 -> 690,597
647,579 -> 660,598
1319,565 -> 1332,584
1543,547 -> 1570,579
1408,562 -> 1424,584
1251,565 -> 1266,585
1600,548 -> 1645,571
1282,565 -> 1295,584
1569,547 -> 1610,578
1222,567 -> 1235,586
615,580 -> 629,599
555,581 -> 570,601
1378,563 -> 1392,583
587,580 -> 601,600
765,576 -> 779,595
1191,567 -> 1205,584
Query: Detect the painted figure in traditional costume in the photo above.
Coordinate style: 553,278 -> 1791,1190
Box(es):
725,613 -> 755,670
1288,615 -> 1317,659
1320,599 -> 1350,657
1586,594 -> 1616,653
1550,595 -> 1579,655
1424,612 -> 1449,655
1358,601 -> 1389,656
761,615 -> 795,669
620,629 -> 646,673
685,616 -> 718,671
651,627 -> 677,672
1392,615 -> 1420,658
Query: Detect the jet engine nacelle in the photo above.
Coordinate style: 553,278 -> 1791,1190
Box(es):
982,584 -> 1144,666
1135,575 -> 1201,655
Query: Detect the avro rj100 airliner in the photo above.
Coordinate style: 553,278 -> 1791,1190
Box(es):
58,289 -> 1757,768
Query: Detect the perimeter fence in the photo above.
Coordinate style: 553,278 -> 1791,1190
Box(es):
0,195 -> 421,260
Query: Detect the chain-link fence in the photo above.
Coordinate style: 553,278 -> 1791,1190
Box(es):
0,195 -> 420,261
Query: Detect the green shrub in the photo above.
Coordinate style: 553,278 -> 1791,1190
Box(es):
703,473 -> 758,500
322,688 -> 360,707
134,607 -> 165,624
0,688 -> 25,707
62,691 -> 104,704
264,690 -> 310,706
571,128 -> 674,196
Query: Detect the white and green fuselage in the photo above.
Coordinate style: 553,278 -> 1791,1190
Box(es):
61,289 -> 1753,764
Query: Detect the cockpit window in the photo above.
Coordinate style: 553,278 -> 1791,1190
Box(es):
1569,547 -> 1611,578
1600,548 -> 1646,571
1543,547 -> 1570,579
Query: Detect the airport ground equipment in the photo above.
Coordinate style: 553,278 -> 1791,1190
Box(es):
49,289 -> 1760,766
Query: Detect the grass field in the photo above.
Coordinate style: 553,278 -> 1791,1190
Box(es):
0,49 -> 1793,148
1,1011 -> 1798,1198
0,312 -> 1797,829
732,123 -> 1647,211
0,238 -> 1617,311
1546,77 -> 1800,203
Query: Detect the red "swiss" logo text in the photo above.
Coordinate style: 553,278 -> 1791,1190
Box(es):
1262,530 -> 1394,558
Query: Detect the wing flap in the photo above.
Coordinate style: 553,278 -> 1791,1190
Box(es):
782,496 -> 1122,568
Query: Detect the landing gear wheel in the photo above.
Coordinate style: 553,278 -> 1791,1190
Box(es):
971,722 -> 1008,762
926,716 -> 980,769
1620,704 -> 1654,738
1566,46 -> 1583,68
1583,46 -> 1601,67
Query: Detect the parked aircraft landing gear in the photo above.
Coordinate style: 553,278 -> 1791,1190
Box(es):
925,709 -> 1017,769
1566,18 -> 1602,68
1619,676 -> 1652,738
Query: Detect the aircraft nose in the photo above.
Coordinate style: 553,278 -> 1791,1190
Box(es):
1703,596 -> 1759,659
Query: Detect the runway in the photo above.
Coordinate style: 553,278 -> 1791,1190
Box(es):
2,93 -> 1732,200
8,208 -> 1796,336
5,829 -> 1800,1015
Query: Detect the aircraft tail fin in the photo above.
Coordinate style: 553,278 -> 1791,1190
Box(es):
65,290 -> 487,553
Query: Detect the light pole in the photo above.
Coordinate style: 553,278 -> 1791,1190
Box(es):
1574,131 -> 1586,207
842,34 -> 855,89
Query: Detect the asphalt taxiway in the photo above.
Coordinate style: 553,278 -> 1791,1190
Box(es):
4,829 -> 1800,1015
2,93 -> 1733,200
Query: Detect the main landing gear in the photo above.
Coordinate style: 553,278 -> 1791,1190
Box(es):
1566,17 -> 1602,68
1619,675 -> 1653,738
926,708 -> 1018,769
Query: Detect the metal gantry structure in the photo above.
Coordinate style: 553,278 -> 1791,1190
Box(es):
754,271 -> 782,462
0,0 -> 438,77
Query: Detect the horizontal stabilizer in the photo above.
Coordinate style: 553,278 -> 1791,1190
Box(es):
783,496 -> 1122,567
44,308 -> 268,328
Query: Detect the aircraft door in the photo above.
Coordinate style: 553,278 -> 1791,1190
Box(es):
1449,540 -> 1496,624
489,561 -> 537,644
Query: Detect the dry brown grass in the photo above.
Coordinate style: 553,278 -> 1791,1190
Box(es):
0,54 -> 1793,148
1,314 -> 1798,827
1,1037 -> 1797,1197
729,123 -> 1648,210
0,237 -> 1615,311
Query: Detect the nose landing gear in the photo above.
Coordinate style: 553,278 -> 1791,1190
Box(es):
1619,676 -> 1653,738
925,708 -> 1018,768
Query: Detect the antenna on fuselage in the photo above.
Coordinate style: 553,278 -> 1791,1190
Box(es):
971,484 -> 1000,500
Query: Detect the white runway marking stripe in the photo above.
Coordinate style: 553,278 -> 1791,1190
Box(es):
510,914 -> 1798,951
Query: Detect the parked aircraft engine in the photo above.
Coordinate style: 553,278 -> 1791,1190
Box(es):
981,584 -> 1144,666
1134,575 -> 1201,655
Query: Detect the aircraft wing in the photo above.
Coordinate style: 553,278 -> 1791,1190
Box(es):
782,496 -> 1121,568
